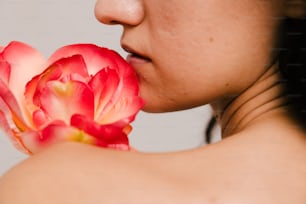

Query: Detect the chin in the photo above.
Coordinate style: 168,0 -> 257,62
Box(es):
141,104 -> 167,113
140,100 -> 196,113
139,101 -> 171,113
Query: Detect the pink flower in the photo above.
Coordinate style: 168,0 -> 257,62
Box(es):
0,41 -> 144,155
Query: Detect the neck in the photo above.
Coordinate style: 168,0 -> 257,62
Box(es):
212,64 -> 289,138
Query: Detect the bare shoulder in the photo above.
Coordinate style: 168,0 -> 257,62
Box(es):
0,142 -> 203,204
0,139 -> 305,204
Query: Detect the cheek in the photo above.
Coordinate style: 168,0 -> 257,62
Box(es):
142,44 -> 273,112
138,56 -> 230,112
141,1 -> 279,112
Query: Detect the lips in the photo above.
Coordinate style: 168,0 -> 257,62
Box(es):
122,45 -> 151,64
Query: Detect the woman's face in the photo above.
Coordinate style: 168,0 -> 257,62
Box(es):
95,0 -> 283,112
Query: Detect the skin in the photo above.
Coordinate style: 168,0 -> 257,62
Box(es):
0,0 -> 306,203
100,0 -> 282,113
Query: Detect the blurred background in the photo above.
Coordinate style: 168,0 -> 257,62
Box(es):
0,0 -> 220,175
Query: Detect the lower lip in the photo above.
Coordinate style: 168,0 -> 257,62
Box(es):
126,54 -> 151,65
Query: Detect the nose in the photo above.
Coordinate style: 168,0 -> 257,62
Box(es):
95,0 -> 144,26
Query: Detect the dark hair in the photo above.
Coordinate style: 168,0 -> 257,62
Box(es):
205,16 -> 306,143
278,17 -> 306,130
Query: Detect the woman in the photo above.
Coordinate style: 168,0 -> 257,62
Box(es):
0,0 -> 305,203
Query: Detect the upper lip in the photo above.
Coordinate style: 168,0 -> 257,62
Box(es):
121,44 -> 151,61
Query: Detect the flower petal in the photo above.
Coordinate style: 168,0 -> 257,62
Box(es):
23,75 -> 40,125
37,55 -> 89,87
37,80 -> 94,124
0,81 -> 31,154
0,99 -> 30,154
48,44 -> 141,98
46,44 -> 144,121
47,44 -> 126,76
71,114 -> 130,150
0,58 -> 11,85
99,76 -> 144,125
0,42 -> 143,154
0,41 -> 46,106
0,80 -> 29,133
97,96 -> 144,126
20,121 -> 129,154
24,55 -> 90,121
88,64 -> 144,126
20,122 -> 95,154
89,68 -> 120,120
32,109 -> 51,129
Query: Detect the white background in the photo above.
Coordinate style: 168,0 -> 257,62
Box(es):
0,0 -> 220,175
